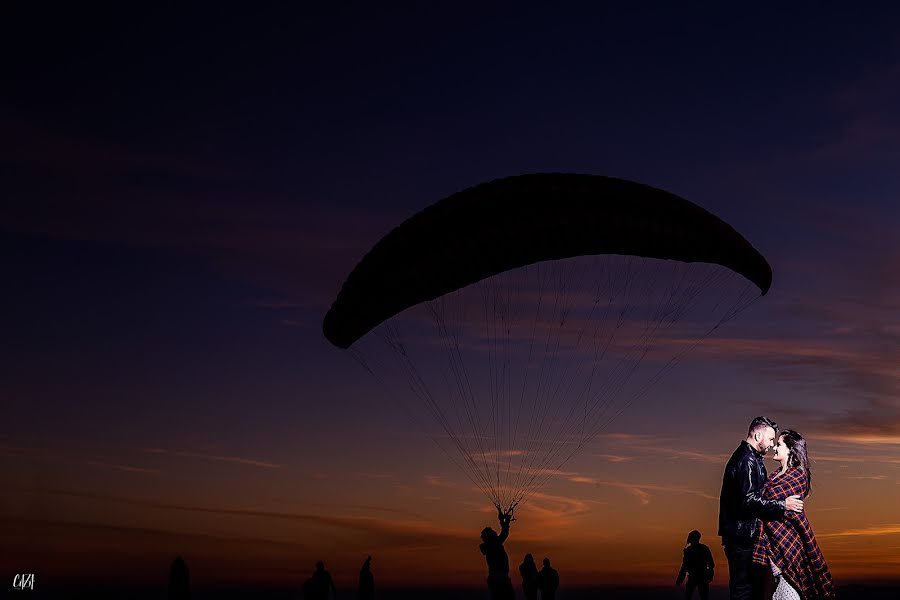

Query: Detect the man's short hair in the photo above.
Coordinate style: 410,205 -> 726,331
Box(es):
748,416 -> 778,437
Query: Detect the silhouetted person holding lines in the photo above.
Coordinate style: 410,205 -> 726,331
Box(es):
537,557 -> 559,600
168,555 -> 190,600
302,560 -> 337,600
676,530 -> 714,600
480,507 -> 515,600
358,555 -> 375,600
518,553 -> 538,600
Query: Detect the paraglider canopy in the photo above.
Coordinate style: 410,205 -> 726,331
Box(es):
323,173 -> 771,349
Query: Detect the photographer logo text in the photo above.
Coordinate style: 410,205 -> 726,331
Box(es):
13,574 -> 34,591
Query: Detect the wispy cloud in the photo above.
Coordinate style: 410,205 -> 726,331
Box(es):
1,516 -> 309,552
564,476 -> 718,504
593,433 -> 728,464
591,453 -> 634,463
1,444 -> 159,474
354,472 -> 395,480
144,448 -> 280,469
80,460 -> 159,474
814,62 -> 900,162
521,490 -> 595,518
1,115 -> 403,309
821,524 -> 900,538
423,474 -> 458,488
3,485 -> 431,523
1,486 -> 466,546
669,332 -> 900,444
811,449 -> 900,465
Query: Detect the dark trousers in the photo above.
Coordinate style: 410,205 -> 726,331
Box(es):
487,574 -> 514,600
724,537 -> 755,600
685,578 -> 710,600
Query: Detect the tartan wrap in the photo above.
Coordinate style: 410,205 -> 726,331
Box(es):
752,467 -> 835,599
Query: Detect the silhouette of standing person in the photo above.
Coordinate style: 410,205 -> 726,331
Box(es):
537,558 -> 559,600
358,555 -> 375,600
677,530 -> 715,600
302,560 -> 337,600
168,556 -> 190,600
518,553 -> 538,600
480,508 -> 515,600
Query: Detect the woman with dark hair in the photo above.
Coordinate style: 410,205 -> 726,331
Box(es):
518,553 -> 538,600
752,430 -> 835,600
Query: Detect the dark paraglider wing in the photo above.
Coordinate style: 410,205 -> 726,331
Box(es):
322,173 -> 771,349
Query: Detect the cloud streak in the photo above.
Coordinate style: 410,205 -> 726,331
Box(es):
821,524 -> 900,538
143,448 -> 281,469
1,444 -> 159,474
1,486 -> 468,550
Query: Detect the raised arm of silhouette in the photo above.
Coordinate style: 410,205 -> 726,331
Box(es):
676,530 -> 714,600
480,510 -> 515,600
358,555 -> 375,600
497,509 -> 511,544
537,558 -> 560,600
167,556 -> 190,600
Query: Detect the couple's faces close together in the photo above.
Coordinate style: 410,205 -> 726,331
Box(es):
753,426 -> 791,468
772,436 -> 789,465
753,426 -> 778,455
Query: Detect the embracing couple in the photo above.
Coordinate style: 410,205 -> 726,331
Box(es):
719,417 -> 835,600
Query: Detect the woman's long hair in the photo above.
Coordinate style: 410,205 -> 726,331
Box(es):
779,429 -> 812,495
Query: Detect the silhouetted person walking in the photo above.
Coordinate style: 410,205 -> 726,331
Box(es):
537,558 -> 559,600
677,530 -> 714,600
358,555 -> 375,600
519,553 -> 538,600
480,508 -> 514,600
168,556 -> 190,600
302,561 -> 337,600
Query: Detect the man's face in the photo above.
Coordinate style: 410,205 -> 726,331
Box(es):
755,426 -> 777,454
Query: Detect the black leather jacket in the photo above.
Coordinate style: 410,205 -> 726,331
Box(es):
718,441 -> 785,540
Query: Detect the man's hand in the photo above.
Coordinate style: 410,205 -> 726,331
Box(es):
785,494 -> 804,513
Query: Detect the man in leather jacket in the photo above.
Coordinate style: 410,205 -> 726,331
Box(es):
719,416 -> 804,600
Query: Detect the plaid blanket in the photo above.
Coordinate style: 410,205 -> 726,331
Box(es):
752,467 -> 835,599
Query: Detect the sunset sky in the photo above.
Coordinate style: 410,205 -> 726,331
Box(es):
3,3 -> 900,592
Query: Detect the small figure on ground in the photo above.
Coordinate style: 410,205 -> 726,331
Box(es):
358,555 -> 375,600
168,555 -> 190,600
302,560 -> 337,600
537,557 -> 559,600
676,530 -> 714,600
518,553 -> 538,600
